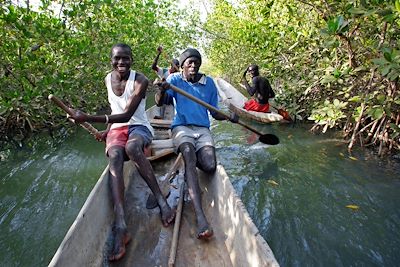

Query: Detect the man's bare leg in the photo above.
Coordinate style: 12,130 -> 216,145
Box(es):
179,143 -> 213,239
107,146 -> 131,261
126,135 -> 175,226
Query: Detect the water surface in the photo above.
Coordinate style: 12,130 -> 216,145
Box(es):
0,120 -> 399,266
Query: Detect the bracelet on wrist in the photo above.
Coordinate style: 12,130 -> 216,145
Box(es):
105,114 -> 109,124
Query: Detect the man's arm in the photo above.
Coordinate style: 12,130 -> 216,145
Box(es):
151,46 -> 162,72
242,69 -> 256,96
154,80 -> 171,107
72,73 -> 149,124
155,88 -> 166,107
208,79 -> 239,122
265,78 -> 275,98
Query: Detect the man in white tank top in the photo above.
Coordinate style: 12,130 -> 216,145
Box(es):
71,43 -> 175,261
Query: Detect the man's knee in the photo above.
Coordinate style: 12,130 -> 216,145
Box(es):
125,140 -> 143,160
197,146 -> 217,173
108,147 -> 125,163
200,160 -> 216,174
179,142 -> 197,167
179,142 -> 195,155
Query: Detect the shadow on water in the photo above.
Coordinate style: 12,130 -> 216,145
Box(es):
212,119 -> 400,267
1,117 -> 399,266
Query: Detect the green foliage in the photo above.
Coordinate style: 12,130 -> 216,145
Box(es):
308,99 -> 348,132
203,0 -> 399,135
1,0 -> 399,152
0,0 -> 199,146
372,48 -> 400,81
322,15 -> 349,35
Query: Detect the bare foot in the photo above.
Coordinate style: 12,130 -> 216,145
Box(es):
109,227 -> 131,261
160,204 -> 176,227
197,225 -> 214,240
197,219 -> 214,240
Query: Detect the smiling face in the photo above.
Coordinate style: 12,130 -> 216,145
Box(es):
111,46 -> 132,76
182,56 -> 201,80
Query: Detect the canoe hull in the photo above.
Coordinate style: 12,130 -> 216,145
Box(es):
49,161 -> 278,267
48,104 -> 279,266
215,77 -> 284,123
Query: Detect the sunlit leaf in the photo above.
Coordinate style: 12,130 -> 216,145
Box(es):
349,156 -> 358,161
267,180 -> 279,186
348,7 -> 366,15
348,96 -> 361,102
346,205 -> 360,210
396,0 -> 400,12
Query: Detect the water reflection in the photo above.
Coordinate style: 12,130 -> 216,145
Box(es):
0,119 -> 399,266
0,130 -> 107,266
213,119 -> 400,266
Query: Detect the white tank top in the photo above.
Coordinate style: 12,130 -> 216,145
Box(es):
106,70 -> 154,136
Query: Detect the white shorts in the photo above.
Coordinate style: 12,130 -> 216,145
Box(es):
171,125 -> 214,152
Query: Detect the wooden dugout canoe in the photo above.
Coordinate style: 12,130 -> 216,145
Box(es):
215,77 -> 285,124
48,105 -> 279,267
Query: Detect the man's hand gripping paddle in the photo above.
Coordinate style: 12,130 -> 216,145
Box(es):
158,82 -> 279,145
48,94 -> 101,138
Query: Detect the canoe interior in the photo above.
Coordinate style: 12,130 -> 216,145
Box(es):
49,157 -> 278,267
215,77 -> 284,123
147,105 -> 175,161
108,162 -> 279,267
48,104 -> 279,267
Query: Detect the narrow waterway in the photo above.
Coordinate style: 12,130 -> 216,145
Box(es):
0,119 -> 399,266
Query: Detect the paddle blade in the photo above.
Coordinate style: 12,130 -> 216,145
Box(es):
278,109 -> 292,121
259,134 -> 280,145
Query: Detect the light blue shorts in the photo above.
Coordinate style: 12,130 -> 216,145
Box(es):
171,125 -> 214,152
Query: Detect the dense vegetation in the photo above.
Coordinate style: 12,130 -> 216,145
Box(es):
0,0 -> 199,150
1,0 -> 399,156
203,0 -> 400,155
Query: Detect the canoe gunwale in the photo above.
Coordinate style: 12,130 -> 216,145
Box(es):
48,166 -> 113,267
48,103 -> 280,266
215,77 -> 285,124
199,165 -> 279,267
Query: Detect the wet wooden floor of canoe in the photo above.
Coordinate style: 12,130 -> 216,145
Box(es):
105,157 -> 235,267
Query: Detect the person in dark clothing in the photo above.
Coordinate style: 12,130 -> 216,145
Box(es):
242,64 -> 275,112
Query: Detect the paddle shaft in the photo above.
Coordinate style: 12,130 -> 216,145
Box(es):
168,181 -> 185,267
168,84 -> 264,136
48,94 -> 100,136
168,153 -> 183,182
145,153 -> 183,209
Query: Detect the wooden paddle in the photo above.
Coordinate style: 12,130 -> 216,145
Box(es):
167,84 -> 279,145
146,153 -> 183,209
238,83 -> 292,121
168,181 -> 185,267
48,94 -> 101,137
272,106 -> 292,122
